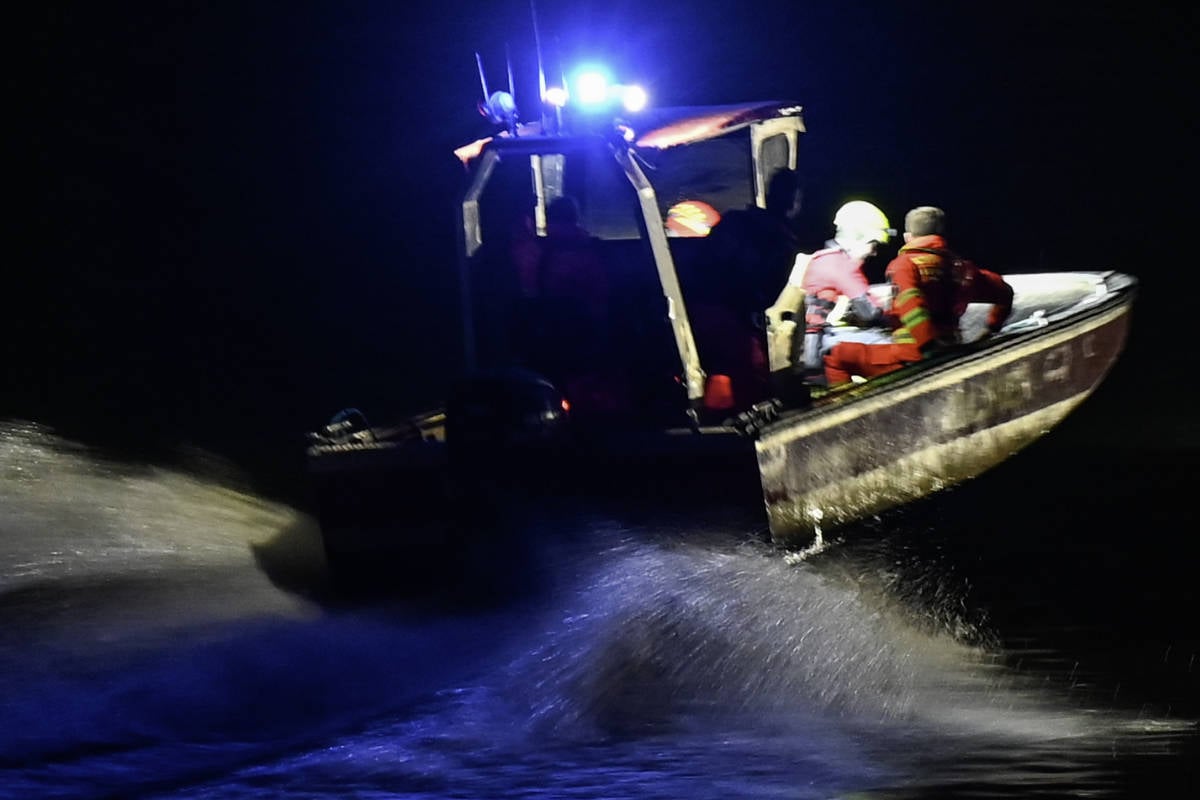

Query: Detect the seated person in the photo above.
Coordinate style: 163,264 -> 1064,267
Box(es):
823,206 -> 1014,386
766,200 -> 895,385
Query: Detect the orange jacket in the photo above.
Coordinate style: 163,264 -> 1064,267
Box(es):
886,234 -> 1013,350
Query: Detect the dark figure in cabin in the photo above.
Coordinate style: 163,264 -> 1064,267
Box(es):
537,196 -> 610,328
689,168 -> 803,411
511,196 -> 627,414
702,168 -> 803,319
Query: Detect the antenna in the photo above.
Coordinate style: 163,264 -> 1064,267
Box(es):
531,0 -> 547,103
556,35 -> 567,98
475,49 -> 518,132
475,51 -> 490,107
504,42 -> 520,134
505,42 -> 516,99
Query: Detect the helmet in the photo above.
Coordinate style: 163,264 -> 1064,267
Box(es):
833,200 -> 894,244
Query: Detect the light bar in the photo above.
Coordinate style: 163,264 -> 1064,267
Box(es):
574,69 -> 611,107
621,85 -> 648,112
543,85 -> 569,108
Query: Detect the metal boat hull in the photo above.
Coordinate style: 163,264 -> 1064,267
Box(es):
757,281 -> 1133,547
307,422 -> 763,589
307,268 -> 1135,577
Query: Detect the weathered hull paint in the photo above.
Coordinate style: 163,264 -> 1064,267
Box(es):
757,299 -> 1132,547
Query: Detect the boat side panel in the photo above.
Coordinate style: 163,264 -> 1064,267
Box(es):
308,426 -> 764,587
308,444 -> 453,543
757,302 -> 1132,547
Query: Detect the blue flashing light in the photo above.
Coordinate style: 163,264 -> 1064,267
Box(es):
574,70 -> 610,107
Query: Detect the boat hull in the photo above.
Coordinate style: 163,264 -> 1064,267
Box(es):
307,421 -> 764,590
307,271 -> 1136,573
757,294 -> 1133,548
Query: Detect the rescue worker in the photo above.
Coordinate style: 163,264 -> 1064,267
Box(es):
517,195 -> 628,414
538,195 -> 610,325
766,200 -> 895,383
699,167 -> 803,326
691,168 -> 803,412
822,205 -> 1014,386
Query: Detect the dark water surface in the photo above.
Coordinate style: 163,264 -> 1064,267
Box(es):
1,398 -> 1196,799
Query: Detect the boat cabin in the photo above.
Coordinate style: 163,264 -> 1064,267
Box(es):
453,102 -> 807,424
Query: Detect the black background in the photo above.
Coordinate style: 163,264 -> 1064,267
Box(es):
10,1 -> 1196,495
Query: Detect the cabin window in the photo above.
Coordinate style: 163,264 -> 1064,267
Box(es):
564,147 -> 645,240
758,133 -> 791,202
643,132 -> 755,222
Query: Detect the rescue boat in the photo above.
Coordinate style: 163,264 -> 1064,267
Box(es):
305,71 -> 1136,582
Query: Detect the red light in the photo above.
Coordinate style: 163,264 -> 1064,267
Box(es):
561,398 -> 571,413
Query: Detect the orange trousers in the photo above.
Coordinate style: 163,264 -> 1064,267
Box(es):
823,340 -> 921,385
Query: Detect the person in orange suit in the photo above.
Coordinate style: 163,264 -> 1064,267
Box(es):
823,206 -> 1014,386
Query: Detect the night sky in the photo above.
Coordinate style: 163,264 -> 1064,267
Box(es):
12,1 -> 1196,493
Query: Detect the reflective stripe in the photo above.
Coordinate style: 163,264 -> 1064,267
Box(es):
901,307 -> 931,329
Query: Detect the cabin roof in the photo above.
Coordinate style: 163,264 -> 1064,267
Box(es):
634,101 -> 804,149
453,100 -> 803,164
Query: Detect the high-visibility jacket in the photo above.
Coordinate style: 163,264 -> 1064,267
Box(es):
824,234 -> 1014,385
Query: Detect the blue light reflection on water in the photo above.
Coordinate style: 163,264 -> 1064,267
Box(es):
0,421 -> 1195,798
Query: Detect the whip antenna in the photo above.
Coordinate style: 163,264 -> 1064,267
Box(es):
475,51 -> 490,106
506,41 -> 517,114
531,0 -> 547,103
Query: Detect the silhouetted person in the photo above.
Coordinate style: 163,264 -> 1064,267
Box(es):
512,196 -> 627,414
689,168 -> 803,411
700,168 -> 803,320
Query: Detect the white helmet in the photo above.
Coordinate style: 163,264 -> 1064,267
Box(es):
833,200 -> 894,244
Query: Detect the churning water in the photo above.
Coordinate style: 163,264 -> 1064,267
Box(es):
0,420 -> 1195,798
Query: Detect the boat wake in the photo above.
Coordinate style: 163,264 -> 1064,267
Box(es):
0,421 -> 521,795
267,520 -> 1186,798
496,525 -> 1097,743
0,420 -> 1190,797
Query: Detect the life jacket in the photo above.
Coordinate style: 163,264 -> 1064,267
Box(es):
797,246 -> 867,374
801,246 -> 852,332
889,243 -> 971,351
